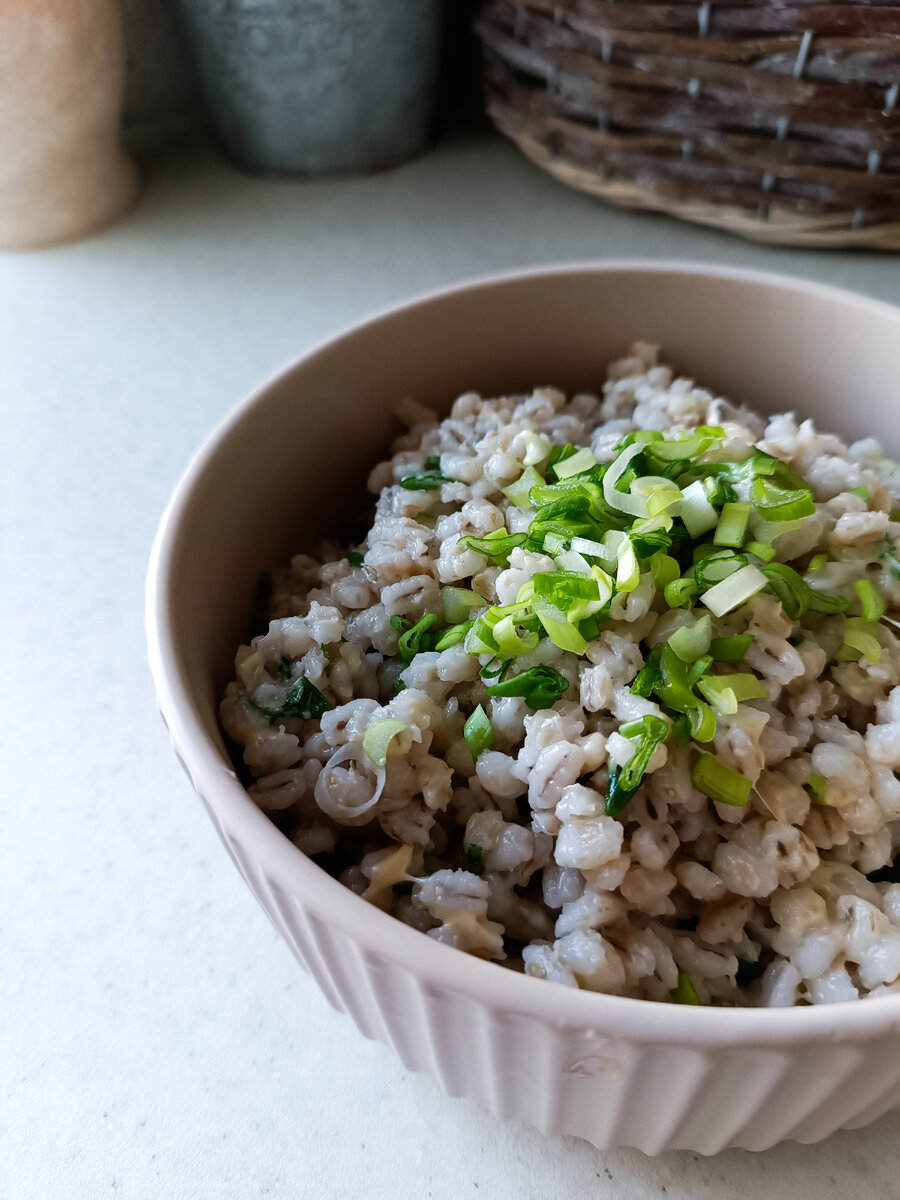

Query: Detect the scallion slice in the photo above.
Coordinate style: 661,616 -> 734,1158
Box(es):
502,465 -> 545,508
805,772 -> 828,803
532,595 -> 588,654
745,540 -> 776,562
463,704 -> 494,760
670,972 -> 701,1005
460,531 -> 527,559
492,614 -> 540,656
709,634 -> 753,663
605,714 -> 669,817
807,553 -> 828,573
554,447 -> 597,479
362,718 -> 407,767
518,431 -> 552,466
664,576 -> 699,609
691,752 -> 751,806
668,614 -> 712,663
842,617 -> 882,664
854,578 -> 885,623
713,502 -> 751,548
393,613 -> 439,664
483,664 -> 570,710
678,480 -> 719,538
434,621 -> 474,651
749,476 -> 815,522
848,486 -> 870,501
700,563 -> 767,617
441,587 -> 484,624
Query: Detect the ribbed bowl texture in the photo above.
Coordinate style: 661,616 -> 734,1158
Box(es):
147,263 -> 900,1154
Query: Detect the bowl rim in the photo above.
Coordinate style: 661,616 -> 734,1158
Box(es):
146,258 -> 900,1046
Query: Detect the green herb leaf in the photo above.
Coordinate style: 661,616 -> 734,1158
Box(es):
467,843 -> 484,867
347,548 -> 366,568
247,675 -> 333,723
400,469 -> 449,491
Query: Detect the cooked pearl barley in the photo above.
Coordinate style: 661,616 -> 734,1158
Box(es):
223,346 -> 900,1006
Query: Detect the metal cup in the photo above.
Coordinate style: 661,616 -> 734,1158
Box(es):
169,0 -> 445,177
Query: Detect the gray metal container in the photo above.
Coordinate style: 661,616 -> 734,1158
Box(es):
169,0 -> 444,177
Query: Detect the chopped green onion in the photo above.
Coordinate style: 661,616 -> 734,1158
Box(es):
745,540 -> 776,562
649,552 -> 681,588
492,614 -> 541,656
441,587 -> 484,624
709,634 -> 753,663
694,551 -> 746,590
854,578 -> 885,623
605,714 -> 670,818
697,673 -> 767,713
631,645 -> 663,697
424,455 -> 441,469
843,618 -> 882,664
805,772 -> 828,803
347,548 -> 366,568
762,562 -> 811,621
713,502 -> 751,548
400,469 -> 449,491
700,563 -> 768,617
532,595 -> 588,654
464,704 -> 494,760
603,442 -> 650,518
807,553 -> 828,573
749,476 -> 815,522
678,480 -> 719,538
246,676 -> 332,723
665,576 -> 699,609
362,719 -> 407,767
278,656 -> 292,679
670,972 -> 701,1005
434,621 -> 474,651
668,614 -> 712,663
687,654 -> 713,688
519,431 -> 552,466
533,571 -> 602,605
484,665 -> 570,710
848,486 -> 870,500
460,531 -> 527,559
691,752 -> 751,806
554,447 -> 597,479
394,613 -> 439,664
502,464 -> 544,508
615,538 -> 640,593
466,843 -> 485,867
687,701 -> 717,742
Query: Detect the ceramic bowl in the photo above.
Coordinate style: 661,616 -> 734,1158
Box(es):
146,263 -> 900,1155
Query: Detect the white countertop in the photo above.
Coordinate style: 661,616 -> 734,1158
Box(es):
5,129 -> 900,1200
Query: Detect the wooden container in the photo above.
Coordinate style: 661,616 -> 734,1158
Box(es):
477,0 -> 900,248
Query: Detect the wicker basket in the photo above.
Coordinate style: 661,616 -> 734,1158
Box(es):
476,0 -> 900,247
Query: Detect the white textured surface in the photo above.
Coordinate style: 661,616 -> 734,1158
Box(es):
4,130 -> 900,1197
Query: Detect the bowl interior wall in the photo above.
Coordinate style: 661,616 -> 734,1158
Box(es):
162,268 -> 900,760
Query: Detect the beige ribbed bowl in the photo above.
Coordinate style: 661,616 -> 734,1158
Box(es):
146,263 -> 900,1155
